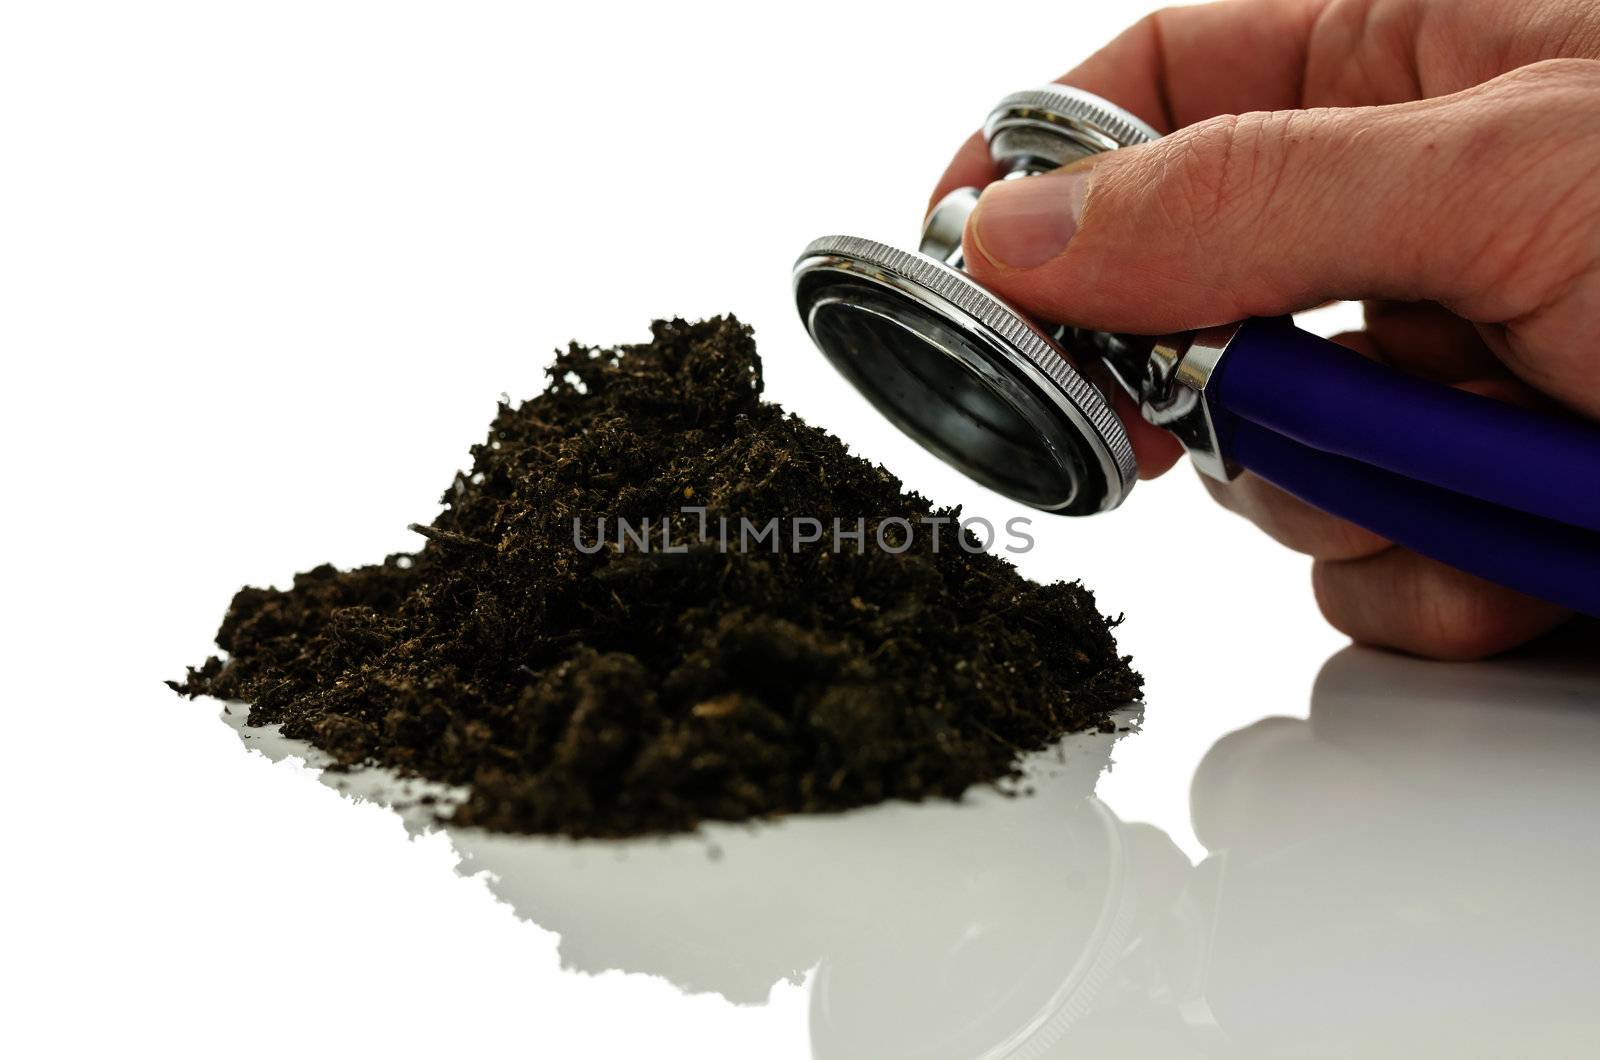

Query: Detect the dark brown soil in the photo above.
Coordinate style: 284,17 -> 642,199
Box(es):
172,317 -> 1141,836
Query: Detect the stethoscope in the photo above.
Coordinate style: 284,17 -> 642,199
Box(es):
794,85 -> 1600,617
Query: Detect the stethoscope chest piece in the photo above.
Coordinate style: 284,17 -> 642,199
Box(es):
793,86 -> 1158,514
794,233 -> 1134,514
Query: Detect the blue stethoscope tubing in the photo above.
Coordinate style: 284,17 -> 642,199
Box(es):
1205,318 -> 1600,616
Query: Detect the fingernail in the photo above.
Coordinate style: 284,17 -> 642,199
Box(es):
970,163 -> 1095,270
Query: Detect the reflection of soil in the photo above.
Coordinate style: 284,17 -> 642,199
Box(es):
226,704 -> 1144,1008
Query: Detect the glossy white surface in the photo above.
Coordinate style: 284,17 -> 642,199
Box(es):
7,2 -> 1600,1057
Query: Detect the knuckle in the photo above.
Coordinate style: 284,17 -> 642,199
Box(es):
1142,6 -> 1192,43
1182,114 -> 1244,226
1144,114 -> 1241,243
1439,59 -> 1600,316
1144,109 -> 1310,304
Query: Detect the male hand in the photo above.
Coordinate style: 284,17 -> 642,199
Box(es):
933,0 -> 1600,659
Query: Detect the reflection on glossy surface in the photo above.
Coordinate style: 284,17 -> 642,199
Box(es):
230,635 -> 1600,1058
1179,641 -> 1600,1059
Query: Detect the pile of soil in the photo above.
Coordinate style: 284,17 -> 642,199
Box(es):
172,317 -> 1141,836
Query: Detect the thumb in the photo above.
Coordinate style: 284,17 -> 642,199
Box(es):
962,60 -> 1600,336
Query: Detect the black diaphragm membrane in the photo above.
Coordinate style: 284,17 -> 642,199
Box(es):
794,235 -> 1131,514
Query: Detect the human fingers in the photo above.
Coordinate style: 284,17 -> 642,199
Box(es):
1312,547 -> 1571,659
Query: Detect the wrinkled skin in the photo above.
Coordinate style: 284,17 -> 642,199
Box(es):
932,0 -> 1600,659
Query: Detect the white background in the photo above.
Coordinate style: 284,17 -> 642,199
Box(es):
3,2 -> 1362,1056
